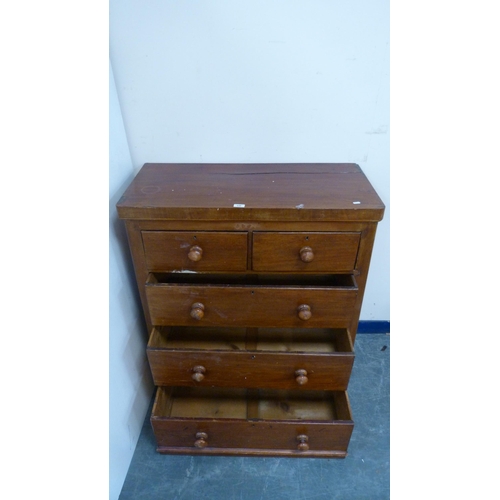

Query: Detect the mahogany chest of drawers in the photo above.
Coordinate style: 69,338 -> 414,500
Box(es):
117,163 -> 384,458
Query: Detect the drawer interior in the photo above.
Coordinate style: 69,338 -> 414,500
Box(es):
148,326 -> 353,354
147,272 -> 357,288
256,390 -> 336,420
153,387 -> 352,422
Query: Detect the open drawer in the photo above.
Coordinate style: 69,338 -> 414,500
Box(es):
151,387 -> 354,457
145,273 -> 358,328
147,326 -> 354,390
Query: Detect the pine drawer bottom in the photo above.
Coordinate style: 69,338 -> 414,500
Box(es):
151,387 -> 354,457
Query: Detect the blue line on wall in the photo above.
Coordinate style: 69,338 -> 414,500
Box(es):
357,321 -> 390,334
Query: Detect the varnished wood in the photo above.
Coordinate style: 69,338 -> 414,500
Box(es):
155,446 -> 349,458
146,280 -> 357,328
124,220 -> 153,333
117,163 -> 384,457
150,387 -> 354,457
252,232 -> 360,272
116,163 -> 385,221
147,327 -> 354,391
128,218 -> 371,232
142,231 -> 248,272
349,222 -> 379,343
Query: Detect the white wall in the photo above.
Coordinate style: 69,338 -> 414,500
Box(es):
109,61 -> 154,500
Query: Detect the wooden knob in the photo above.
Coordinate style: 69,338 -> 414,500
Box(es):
188,245 -> 203,262
190,302 -> 205,320
299,246 -> 314,263
194,432 -> 208,448
296,434 -> 309,451
295,369 -> 308,385
297,304 -> 311,321
192,365 -> 206,382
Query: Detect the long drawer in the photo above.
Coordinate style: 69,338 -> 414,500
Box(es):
147,326 -> 354,390
145,273 -> 358,328
151,387 -> 354,457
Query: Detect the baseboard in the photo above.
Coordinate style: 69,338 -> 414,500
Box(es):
357,320 -> 390,334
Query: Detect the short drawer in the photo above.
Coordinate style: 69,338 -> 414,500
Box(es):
145,273 -> 358,328
142,231 -> 248,271
151,387 -> 354,457
252,232 -> 360,272
147,326 -> 354,390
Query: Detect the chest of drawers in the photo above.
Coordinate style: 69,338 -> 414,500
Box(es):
117,163 -> 384,458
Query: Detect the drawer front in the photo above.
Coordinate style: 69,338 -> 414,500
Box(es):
252,232 -> 360,272
145,284 -> 358,328
147,350 -> 354,390
153,419 -> 353,457
142,231 -> 248,271
151,387 -> 353,457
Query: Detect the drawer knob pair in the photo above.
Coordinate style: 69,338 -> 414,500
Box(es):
299,246 -> 314,263
191,302 -> 312,321
194,432 -> 309,451
191,366 -> 306,384
189,244 -> 313,263
188,245 -> 203,262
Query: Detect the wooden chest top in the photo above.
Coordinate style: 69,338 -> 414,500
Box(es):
116,163 -> 385,222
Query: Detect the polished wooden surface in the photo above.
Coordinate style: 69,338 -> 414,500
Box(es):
142,231 -> 248,271
116,163 -> 385,221
145,276 -> 358,328
151,387 -> 354,457
147,326 -> 354,390
252,232 -> 360,271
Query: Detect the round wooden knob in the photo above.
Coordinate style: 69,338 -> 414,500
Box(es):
191,365 -> 206,382
299,246 -> 314,263
297,304 -> 311,321
194,432 -> 208,448
296,434 -> 309,451
188,245 -> 203,262
190,302 -> 205,320
295,369 -> 308,385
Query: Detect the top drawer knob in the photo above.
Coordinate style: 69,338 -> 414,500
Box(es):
297,304 -> 312,321
188,245 -> 203,262
299,246 -> 314,263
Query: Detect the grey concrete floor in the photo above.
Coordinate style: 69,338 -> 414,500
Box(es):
119,334 -> 390,500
